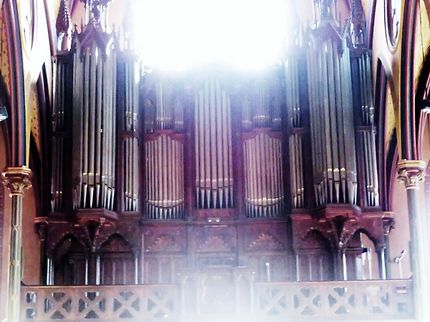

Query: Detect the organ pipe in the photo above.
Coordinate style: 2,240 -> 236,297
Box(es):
241,77 -> 285,216
241,80 -> 282,130
119,57 -> 140,211
145,135 -> 184,219
144,80 -> 184,133
285,54 -> 305,208
243,133 -> 284,217
306,38 -> 357,206
351,51 -> 379,207
71,32 -> 117,210
143,78 -> 185,219
51,58 -> 68,211
195,78 -> 234,208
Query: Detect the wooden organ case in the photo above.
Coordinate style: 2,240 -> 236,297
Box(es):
38,0 -> 394,291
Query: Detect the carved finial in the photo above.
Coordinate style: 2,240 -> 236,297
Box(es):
350,0 -> 366,47
313,0 -> 335,26
56,0 -> 71,34
397,160 -> 426,190
2,166 -> 32,196
81,0 -> 112,27
56,0 -> 72,51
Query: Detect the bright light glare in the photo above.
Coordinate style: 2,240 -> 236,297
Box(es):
134,0 -> 289,70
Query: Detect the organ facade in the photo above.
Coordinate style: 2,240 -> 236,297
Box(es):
39,0 -> 392,291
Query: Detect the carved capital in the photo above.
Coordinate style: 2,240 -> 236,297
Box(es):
1,166 -> 32,196
397,160 -> 426,190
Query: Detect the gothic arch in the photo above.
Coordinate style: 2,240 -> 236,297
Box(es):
2,0 -> 27,166
414,45 -> 430,159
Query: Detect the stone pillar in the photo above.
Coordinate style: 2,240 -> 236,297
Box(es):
397,160 -> 430,321
1,166 -> 32,322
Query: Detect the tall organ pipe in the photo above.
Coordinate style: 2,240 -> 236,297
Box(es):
118,56 -> 140,212
306,38 -> 357,206
51,58 -> 69,211
285,54 -> 305,208
241,78 -> 285,217
143,79 -> 185,219
71,38 -> 117,211
351,51 -> 379,207
243,133 -> 284,217
195,78 -> 234,209
145,135 -> 184,219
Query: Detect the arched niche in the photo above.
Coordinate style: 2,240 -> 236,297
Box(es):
52,234 -> 87,285
345,230 -> 380,280
297,230 -> 334,281
99,234 -> 135,285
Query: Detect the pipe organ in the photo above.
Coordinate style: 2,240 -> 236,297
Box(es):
195,78 -> 234,209
42,0 -> 392,289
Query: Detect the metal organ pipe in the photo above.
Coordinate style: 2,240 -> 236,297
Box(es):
144,79 -> 185,219
242,79 -> 284,217
51,58 -> 68,211
306,38 -> 358,206
195,78 -> 234,209
285,55 -> 305,208
353,52 -> 379,207
71,39 -> 117,211
121,58 -> 139,212
145,135 -> 184,219
244,133 -> 284,217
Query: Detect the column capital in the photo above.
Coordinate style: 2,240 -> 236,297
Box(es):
397,159 -> 426,190
1,166 -> 32,196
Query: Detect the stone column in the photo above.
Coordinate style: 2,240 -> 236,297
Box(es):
397,160 -> 430,321
1,166 -> 32,322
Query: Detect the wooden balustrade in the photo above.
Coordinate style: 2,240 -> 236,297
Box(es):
253,279 -> 413,321
21,284 -> 179,322
21,279 -> 413,322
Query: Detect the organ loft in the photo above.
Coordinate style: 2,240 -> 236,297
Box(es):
1,0 -> 429,321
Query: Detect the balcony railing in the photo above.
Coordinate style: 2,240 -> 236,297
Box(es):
21,279 -> 414,322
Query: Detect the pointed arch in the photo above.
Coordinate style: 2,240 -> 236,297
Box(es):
2,0 -> 27,166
